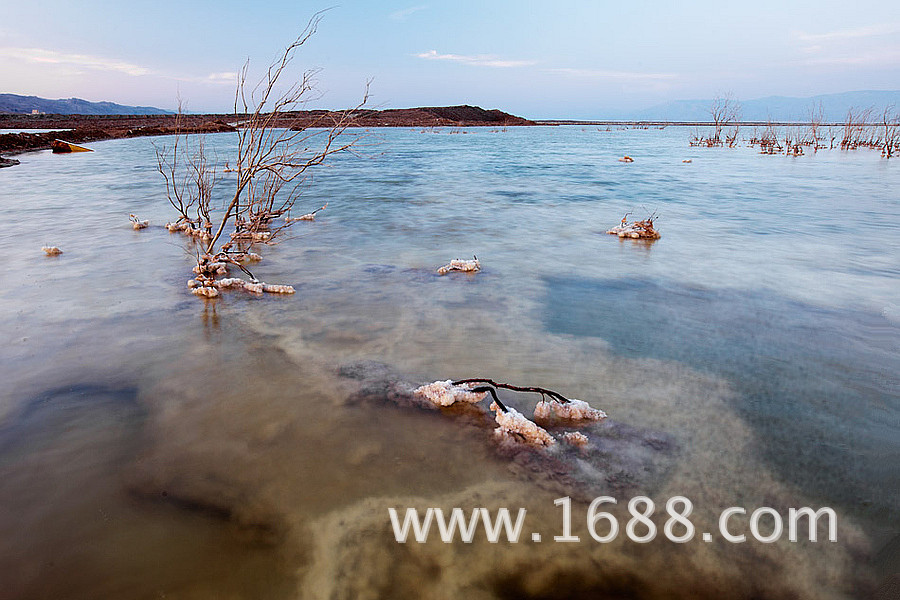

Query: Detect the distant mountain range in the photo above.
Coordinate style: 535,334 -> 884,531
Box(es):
614,90 -> 900,122
0,94 -> 173,115
4,90 -> 899,122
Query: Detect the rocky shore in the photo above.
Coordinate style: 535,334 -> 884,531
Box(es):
0,120 -> 236,161
0,105 -> 533,166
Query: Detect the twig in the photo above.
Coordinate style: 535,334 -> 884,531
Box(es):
451,379 -> 572,404
469,386 -> 508,412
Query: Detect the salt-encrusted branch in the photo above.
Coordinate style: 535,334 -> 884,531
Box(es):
412,377 -> 606,448
606,210 -> 660,240
129,214 -> 149,230
451,378 -> 571,404
285,202 -> 327,222
469,386 -> 508,412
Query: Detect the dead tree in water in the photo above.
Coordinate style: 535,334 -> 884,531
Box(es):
806,102 -> 826,151
840,106 -> 874,150
691,93 -> 741,147
881,105 -> 899,159
710,93 -> 741,145
155,12 -> 368,297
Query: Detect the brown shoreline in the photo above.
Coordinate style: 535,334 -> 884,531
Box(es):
0,105 -> 534,165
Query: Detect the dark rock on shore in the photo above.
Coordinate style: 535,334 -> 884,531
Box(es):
0,156 -> 19,168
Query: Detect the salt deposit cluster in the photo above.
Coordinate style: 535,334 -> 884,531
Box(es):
413,380 -> 487,406
413,379 -> 607,449
437,257 -> 481,275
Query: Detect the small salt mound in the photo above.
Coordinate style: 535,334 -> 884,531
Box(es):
262,283 -> 295,294
166,221 -> 193,233
285,212 -> 317,222
192,286 -> 219,298
41,246 -> 62,256
491,402 -> 556,447
209,278 -> 294,295
534,399 -> 607,423
414,380 -> 487,407
213,278 -> 245,289
562,431 -> 590,448
286,203 -> 327,223
437,258 -> 481,275
129,215 -> 149,230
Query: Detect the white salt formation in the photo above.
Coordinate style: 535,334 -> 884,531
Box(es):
166,221 -> 190,232
437,257 -> 481,275
286,203 -> 327,223
41,246 -> 62,256
166,220 -> 212,243
562,431 -> 590,448
261,283 -> 295,294
230,230 -> 271,242
534,398 -> 607,423
286,213 -> 317,222
491,402 -> 556,447
191,286 -> 219,298
188,277 -> 294,296
129,214 -> 149,230
414,380 -> 487,407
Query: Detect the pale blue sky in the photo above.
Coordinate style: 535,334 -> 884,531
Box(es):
1,1 -> 898,118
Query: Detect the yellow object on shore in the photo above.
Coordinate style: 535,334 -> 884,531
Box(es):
51,139 -> 93,153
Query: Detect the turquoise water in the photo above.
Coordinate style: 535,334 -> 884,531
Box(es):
0,126 -> 898,599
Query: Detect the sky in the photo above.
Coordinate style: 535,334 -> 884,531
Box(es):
1,0 -> 898,119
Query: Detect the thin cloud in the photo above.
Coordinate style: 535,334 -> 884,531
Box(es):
800,48 -> 900,67
796,23 -> 900,43
1,46 -> 240,86
416,50 -> 536,68
0,47 -> 152,76
548,67 -> 677,81
203,72 -> 238,84
414,50 -> 674,80
390,5 -> 427,21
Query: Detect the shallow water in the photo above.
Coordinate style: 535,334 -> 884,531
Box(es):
0,126 -> 898,599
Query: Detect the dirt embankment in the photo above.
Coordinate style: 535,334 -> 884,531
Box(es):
0,119 -> 235,159
0,105 -> 533,166
287,105 -> 534,128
